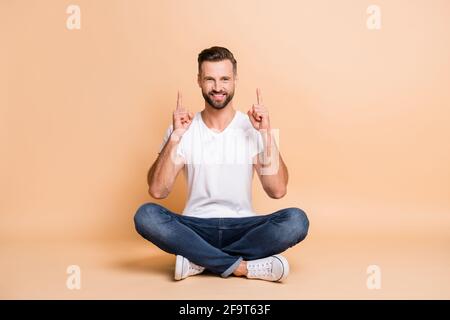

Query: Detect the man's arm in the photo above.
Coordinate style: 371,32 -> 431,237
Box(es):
147,91 -> 193,199
247,88 -> 288,199
147,134 -> 185,199
253,129 -> 289,199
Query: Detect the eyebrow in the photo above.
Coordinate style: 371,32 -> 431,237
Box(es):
204,76 -> 231,80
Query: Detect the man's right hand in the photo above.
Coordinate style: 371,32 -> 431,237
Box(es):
171,91 -> 194,141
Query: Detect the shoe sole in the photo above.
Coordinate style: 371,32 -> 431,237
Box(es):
272,255 -> 290,282
174,255 -> 185,281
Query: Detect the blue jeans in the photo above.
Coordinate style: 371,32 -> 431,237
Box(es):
134,202 -> 309,278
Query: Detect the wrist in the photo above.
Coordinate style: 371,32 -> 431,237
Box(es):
170,132 -> 182,142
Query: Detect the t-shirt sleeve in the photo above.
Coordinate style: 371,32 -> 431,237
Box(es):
158,124 -> 173,153
248,128 -> 265,158
158,124 -> 185,158
256,130 -> 264,154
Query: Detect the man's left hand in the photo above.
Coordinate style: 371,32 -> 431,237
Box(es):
247,88 -> 270,131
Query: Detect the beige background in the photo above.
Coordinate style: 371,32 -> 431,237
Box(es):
1,0 -> 449,299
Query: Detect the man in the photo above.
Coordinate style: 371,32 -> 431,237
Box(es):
134,46 -> 309,282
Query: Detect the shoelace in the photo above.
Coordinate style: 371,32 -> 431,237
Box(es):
248,261 -> 273,277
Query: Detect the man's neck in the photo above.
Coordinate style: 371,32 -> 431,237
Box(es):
201,104 -> 236,132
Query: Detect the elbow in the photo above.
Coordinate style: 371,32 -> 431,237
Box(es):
268,188 -> 287,199
148,187 -> 167,199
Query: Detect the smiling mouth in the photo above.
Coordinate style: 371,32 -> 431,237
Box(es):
211,93 -> 226,100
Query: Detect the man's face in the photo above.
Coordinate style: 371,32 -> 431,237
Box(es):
198,60 -> 236,110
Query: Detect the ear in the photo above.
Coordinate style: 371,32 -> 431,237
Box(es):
197,73 -> 201,87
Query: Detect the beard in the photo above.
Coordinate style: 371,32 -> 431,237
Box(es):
202,89 -> 234,110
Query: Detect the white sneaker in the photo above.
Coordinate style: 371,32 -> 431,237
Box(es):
174,255 -> 205,280
246,255 -> 289,282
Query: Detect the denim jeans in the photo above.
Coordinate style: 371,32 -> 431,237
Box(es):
134,202 -> 309,277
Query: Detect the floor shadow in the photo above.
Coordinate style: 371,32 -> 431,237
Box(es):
109,253 -> 216,281
110,253 -> 175,279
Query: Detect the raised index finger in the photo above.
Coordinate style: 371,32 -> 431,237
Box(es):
256,88 -> 263,105
177,91 -> 182,110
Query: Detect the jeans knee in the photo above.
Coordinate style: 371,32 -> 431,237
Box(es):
133,202 -> 162,235
284,207 -> 310,243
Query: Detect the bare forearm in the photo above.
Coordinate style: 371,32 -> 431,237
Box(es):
147,135 -> 182,198
258,129 -> 289,198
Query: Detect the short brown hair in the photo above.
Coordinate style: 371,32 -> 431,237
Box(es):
198,46 -> 237,75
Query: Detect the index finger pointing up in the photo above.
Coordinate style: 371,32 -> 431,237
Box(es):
256,88 -> 263,105
177,91 -> 182,110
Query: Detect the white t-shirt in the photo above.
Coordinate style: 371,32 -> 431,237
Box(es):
158,110 -> 264,218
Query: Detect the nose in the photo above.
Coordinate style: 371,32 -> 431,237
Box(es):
213,81 -> 223,92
